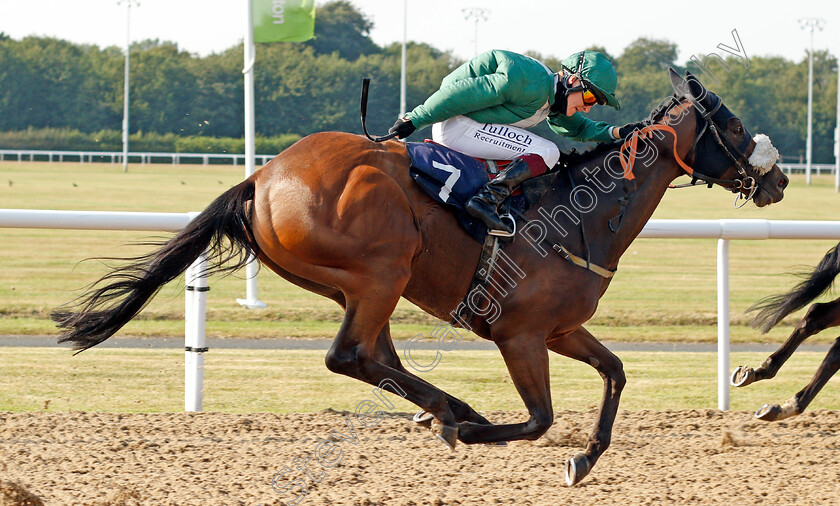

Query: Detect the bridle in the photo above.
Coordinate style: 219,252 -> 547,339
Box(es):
614,95 -> 761,228
672,94 -> 758,206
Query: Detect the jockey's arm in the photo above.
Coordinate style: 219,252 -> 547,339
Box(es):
547,112 -> 618,143
406,74 -> 509,130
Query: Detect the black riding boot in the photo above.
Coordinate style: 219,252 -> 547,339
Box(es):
465,158 -> 534,234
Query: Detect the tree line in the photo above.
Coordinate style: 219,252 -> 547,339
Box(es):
0,1 -> 837,162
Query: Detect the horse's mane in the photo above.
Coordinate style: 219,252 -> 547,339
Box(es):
555,94 -> 682,171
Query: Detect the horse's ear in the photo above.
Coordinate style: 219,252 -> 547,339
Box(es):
684,71 -> 707,101
668,67 -> 689,97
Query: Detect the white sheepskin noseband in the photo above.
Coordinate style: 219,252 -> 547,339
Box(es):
748,134 -> 779,175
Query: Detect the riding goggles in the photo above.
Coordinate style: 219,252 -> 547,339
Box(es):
568,82 -> 606,106
582,88 -> 600,106
560,72 -> 605,107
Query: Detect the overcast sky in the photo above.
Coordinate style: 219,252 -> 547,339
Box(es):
1,1 -> 838,64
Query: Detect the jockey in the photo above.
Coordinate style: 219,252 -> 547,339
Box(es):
390,49 -> 642,235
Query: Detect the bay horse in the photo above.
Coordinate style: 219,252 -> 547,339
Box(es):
52,70 -> 787,486
731,242 -> 840,421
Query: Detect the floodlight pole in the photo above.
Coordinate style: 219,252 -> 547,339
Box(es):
835,58 -> 839,192
400,0 -> 408,117
800,18 -> 824,185
118,0 -> 139,172
463,8 -> 490,58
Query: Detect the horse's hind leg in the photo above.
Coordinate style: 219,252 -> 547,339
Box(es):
372,323 -> 492,426
545,326 -> 625,486
732,297 -> 840,387
258,253 -> 346,306
263,244 -> 489,434
756,335 -> 840,421
324,282 -> 470,447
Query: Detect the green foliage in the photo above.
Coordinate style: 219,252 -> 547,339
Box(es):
686,51 -> 839,163
618,38 -> 679,72
0,127 -> 113,151
0,128 -> 300,154
173,133 -> 301,154
303,0 -> 380,60
0,2 -> 837,162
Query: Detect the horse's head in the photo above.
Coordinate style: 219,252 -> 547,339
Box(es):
668,68 -> 788,207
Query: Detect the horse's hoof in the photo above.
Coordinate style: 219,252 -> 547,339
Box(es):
431,420 -> 458,450
755,403 -> 782,421
756,398 -> 799,422
730,366 -> 755,387
564,452 -> 591,486
412,410 -> 434,429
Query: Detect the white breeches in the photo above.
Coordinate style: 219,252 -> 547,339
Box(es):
431,116 -> 560,167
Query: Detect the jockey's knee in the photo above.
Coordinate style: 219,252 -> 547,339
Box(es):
523,144 -> 560,170
544,143 -> 561,168
517,153 -> 550,176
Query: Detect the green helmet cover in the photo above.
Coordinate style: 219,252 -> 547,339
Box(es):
561,51 -> 621,110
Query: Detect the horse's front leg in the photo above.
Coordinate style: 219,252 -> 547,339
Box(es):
455,331 -> 555,445
545,326 -> 625,486
732,297 -> 840,387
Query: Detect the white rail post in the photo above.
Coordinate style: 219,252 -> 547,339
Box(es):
717,238 -> 730,410
238,0 -> 266,310
185,251 -> 209,412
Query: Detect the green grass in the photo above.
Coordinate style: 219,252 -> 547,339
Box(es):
1,347 -> 838,413
0,161 -> 839,343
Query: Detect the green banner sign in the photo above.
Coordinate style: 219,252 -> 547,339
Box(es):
253,0 -> 315,43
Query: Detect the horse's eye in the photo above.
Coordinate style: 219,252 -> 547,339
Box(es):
733,126 -> 743,135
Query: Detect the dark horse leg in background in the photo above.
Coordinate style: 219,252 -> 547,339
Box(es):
756,331 -> 840,421
732,242 -> 840,420
733,298 -> 840,421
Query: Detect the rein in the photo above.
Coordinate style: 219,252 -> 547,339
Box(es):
522,109 -> 760,280
620,118 -> 757,205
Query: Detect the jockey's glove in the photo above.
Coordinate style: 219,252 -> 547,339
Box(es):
389,117 -> 416,139
617,122 -> 646,139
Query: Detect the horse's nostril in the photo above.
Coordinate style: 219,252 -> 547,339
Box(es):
779,176 -> 789,188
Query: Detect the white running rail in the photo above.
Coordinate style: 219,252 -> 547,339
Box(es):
2,210 -> 840,411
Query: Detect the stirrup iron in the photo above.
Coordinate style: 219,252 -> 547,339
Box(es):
488,213 -> 516,237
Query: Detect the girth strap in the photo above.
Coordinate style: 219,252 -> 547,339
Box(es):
450,233 -> 503,328
511,208 -> 616,279
551,243 -> 616,279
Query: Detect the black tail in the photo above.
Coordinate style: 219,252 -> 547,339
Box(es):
750,242 -> 840,333
52,179 -> 258,351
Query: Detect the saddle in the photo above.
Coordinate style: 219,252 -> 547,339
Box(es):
406,141 -> 557,242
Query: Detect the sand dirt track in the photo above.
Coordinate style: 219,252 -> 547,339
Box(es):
1,409 -> 839,505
